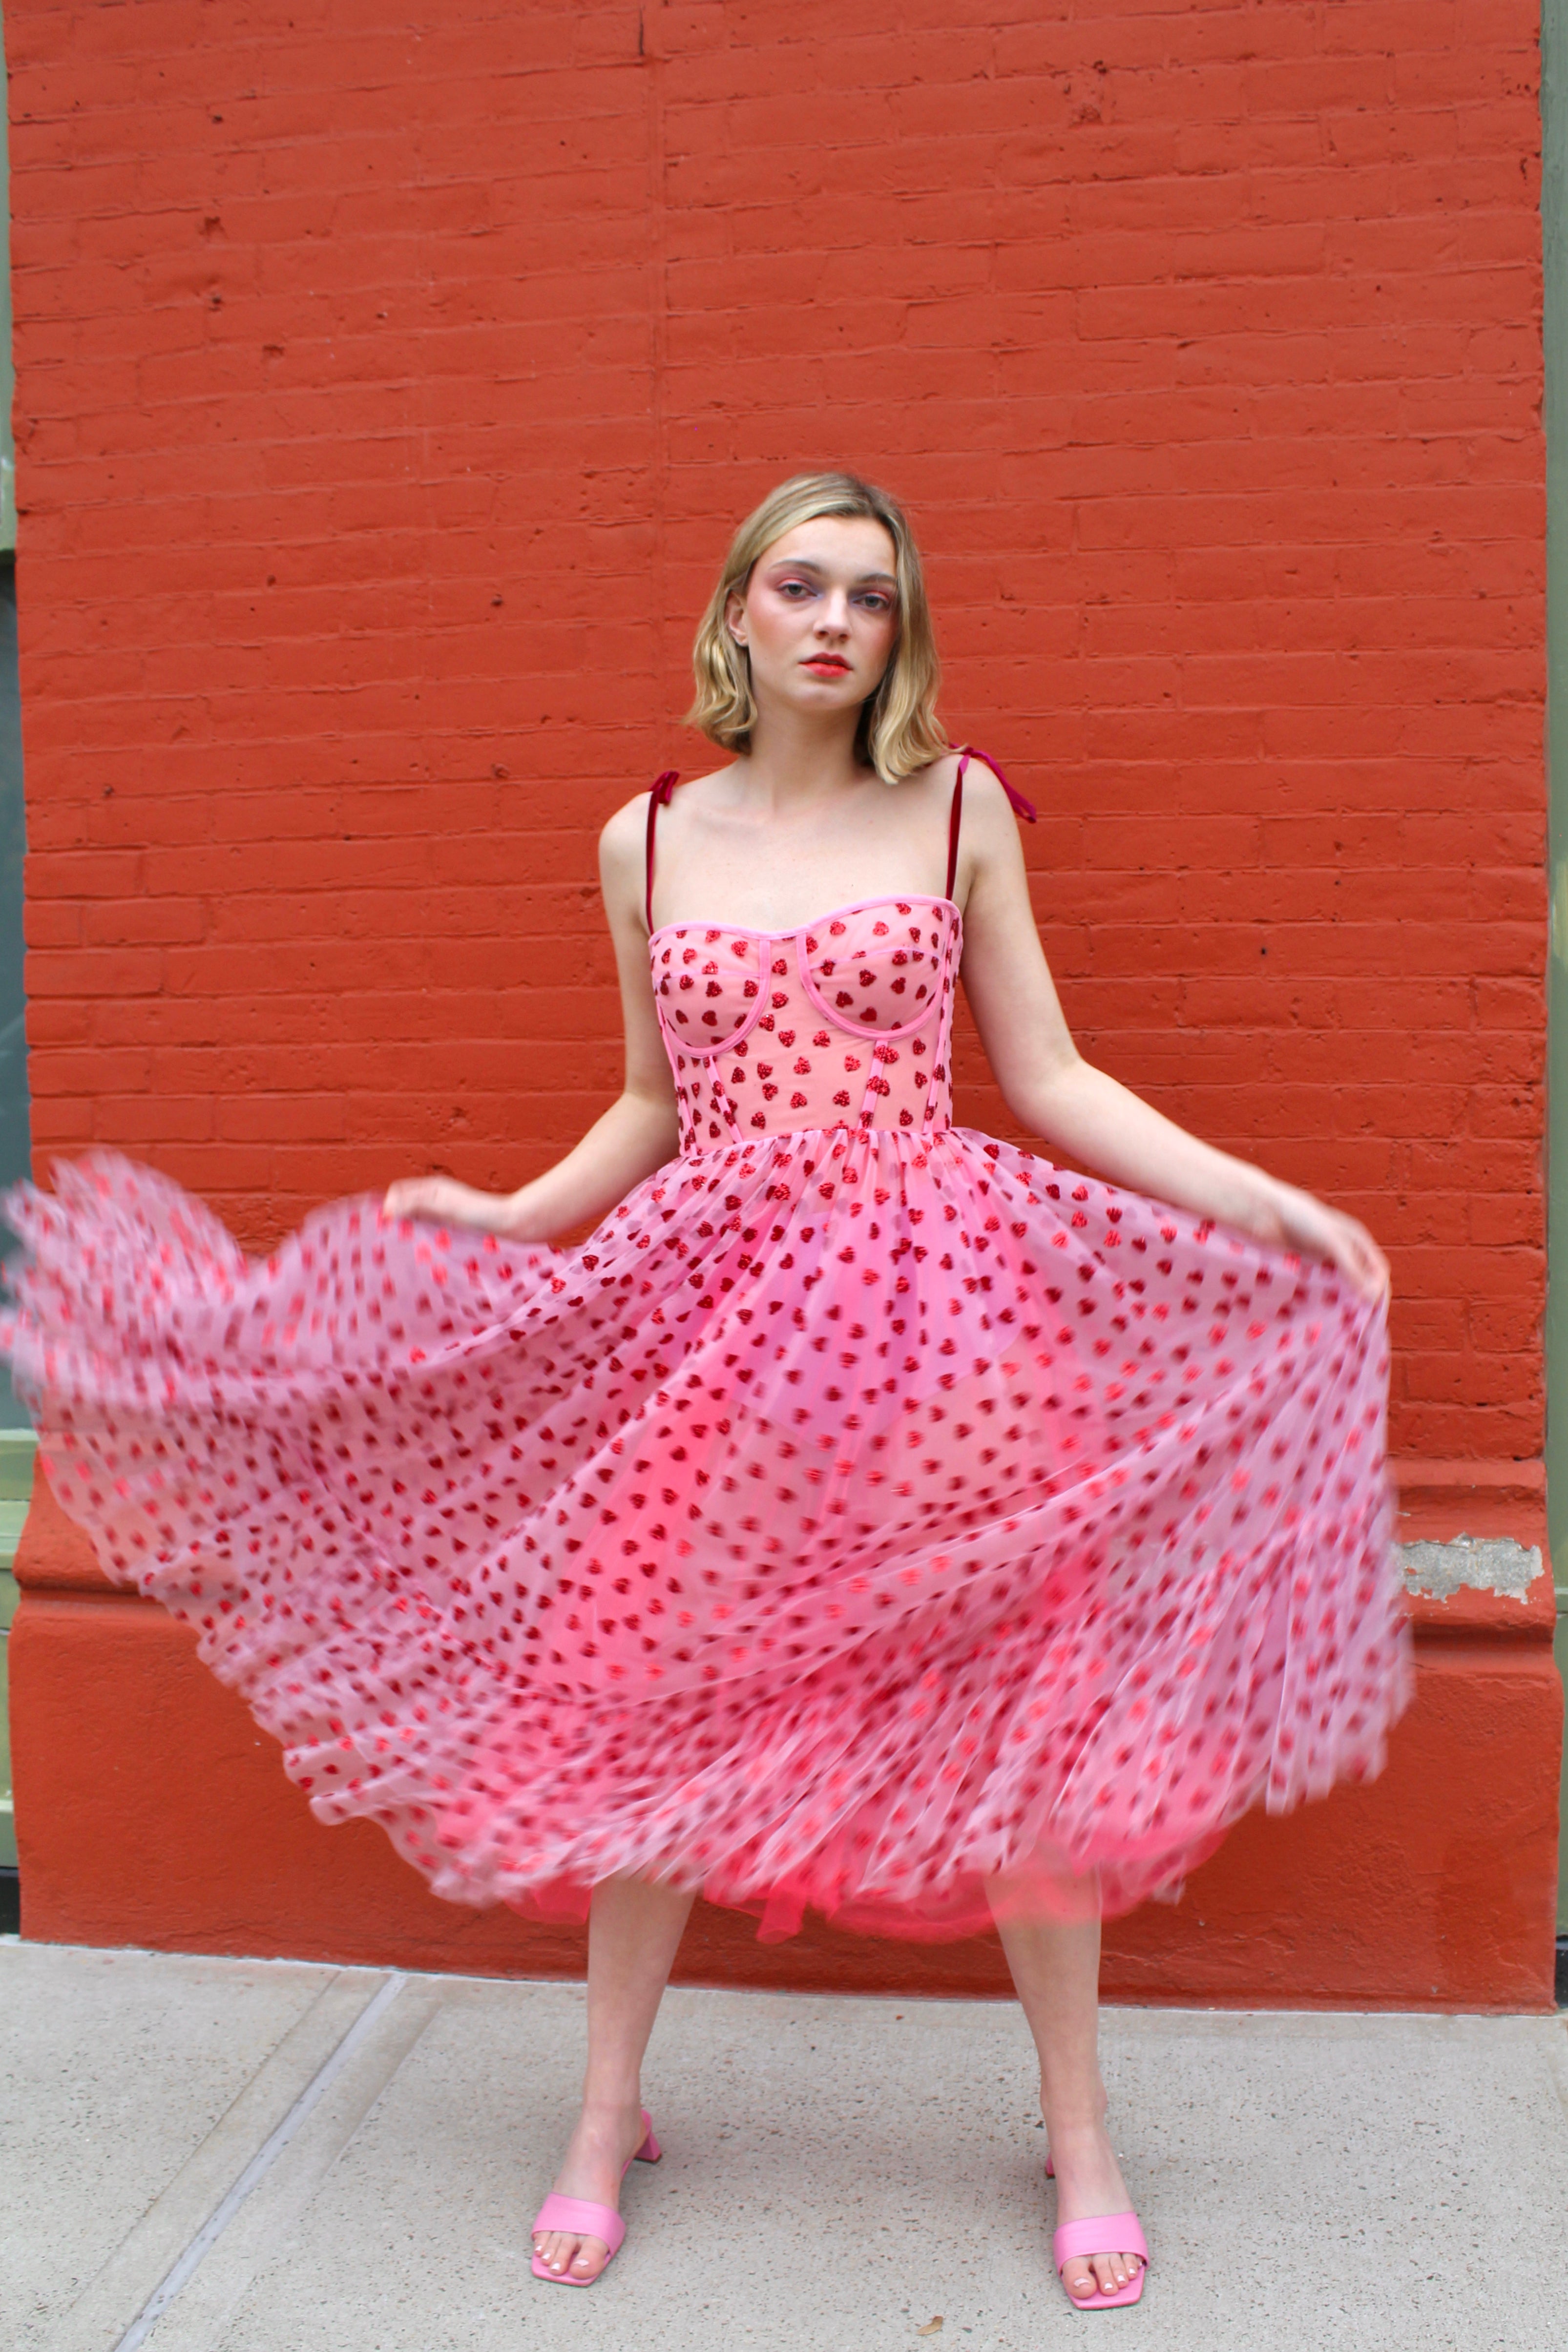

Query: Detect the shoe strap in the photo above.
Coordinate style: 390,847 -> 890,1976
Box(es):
1052,2212 -> 1148,2268
531,2193 -> 627,2257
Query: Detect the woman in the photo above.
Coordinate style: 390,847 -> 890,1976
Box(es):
4,473 -> 1405,2311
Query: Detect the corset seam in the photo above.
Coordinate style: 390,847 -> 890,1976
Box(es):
793,930 -> 949,1046
659,917 -> 960,1058
673,1116 -> 954,1161
921,924 -> 955,1136
665,942 -> 773,1061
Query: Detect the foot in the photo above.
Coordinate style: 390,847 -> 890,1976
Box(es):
1045,2116 -> 1146,2304
532,2100 -> 647,2283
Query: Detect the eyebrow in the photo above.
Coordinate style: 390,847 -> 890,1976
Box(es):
764,556 -> 898,586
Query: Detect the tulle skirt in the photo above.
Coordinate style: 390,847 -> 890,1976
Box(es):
1,1135 -> 1408,1939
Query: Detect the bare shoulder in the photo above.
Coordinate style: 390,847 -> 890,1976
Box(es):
597,798 -> 649,932
908,748 -> 1018,841
600,763 -> 737,923
600,791 -> 650,869
954,752 -> 1021,844
898,748 -> 963,816
600,761 -> 736,856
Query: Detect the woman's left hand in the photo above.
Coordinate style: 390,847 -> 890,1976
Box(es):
1260,1183 -> 1390,1306
381,1175 -> 517,1234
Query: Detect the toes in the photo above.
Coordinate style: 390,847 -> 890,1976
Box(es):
1063,2249 -> 1144,2301
533,2228 -> 608,2282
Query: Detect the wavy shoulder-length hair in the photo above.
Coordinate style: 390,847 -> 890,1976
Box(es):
686,471 -> 949,784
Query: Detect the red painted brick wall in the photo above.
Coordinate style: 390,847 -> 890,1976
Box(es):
5,0 -> 1546,1465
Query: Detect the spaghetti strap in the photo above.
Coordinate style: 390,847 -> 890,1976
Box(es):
946,746 -> 1036,901
644,770 -> 681,933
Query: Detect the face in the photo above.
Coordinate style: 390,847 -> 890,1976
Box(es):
727,515 -> 899,724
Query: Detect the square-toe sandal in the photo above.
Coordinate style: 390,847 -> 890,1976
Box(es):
1052,2212 -> 1149,2311
529,2109 -> 662,2286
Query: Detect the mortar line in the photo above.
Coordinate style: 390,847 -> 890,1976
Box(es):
110,1971 -> 407,2352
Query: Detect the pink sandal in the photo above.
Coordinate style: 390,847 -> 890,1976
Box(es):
1051,2212 -> 1149,2310
529,2109 -> 662,2286
1045,2148 -> 1148,2309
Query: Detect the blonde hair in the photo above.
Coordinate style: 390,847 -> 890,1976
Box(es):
686,471 -> 949,784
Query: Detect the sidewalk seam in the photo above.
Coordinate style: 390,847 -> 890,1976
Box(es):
109,1971 -> 407,2352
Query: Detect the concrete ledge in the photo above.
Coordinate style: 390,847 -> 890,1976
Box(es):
7,1452 -> 1561,2009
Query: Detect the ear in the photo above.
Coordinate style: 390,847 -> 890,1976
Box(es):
724,585 -> 748,645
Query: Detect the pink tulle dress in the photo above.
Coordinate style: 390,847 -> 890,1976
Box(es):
1,751 -> 1409,1938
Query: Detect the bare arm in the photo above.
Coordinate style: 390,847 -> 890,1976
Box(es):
383,798 -> 679,1242
953,763 -> 1389,1301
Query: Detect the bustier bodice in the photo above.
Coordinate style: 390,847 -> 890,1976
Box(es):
649,895 -> 961,1154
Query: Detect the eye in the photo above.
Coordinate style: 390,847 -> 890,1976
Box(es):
777,578 -> 814,599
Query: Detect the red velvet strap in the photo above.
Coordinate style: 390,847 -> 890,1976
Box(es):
645,770 -> 681,932
946,745 -> 1036,899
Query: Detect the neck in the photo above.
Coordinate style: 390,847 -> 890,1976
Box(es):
732,698 -> 872,807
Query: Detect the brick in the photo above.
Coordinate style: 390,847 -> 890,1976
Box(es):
1,0 -> 1547,1458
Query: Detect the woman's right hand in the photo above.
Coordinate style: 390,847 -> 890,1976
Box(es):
1259,1181 -> 1391,1308
381,1175 -> 519,1236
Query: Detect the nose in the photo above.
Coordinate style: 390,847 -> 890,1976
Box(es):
815,589 -> 852,637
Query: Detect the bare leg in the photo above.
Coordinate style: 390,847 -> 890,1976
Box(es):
990,1886 -> 1145,2304
533,1874 -> 696,2282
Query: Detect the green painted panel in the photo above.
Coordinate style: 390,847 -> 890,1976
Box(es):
0,1430 -> 32,1871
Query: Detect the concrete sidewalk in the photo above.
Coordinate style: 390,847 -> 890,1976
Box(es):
3,1941 -> 1567,2352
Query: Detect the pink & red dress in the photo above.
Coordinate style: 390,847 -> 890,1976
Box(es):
0,752 -> 1408,1937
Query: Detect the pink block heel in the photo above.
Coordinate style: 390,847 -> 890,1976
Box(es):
529,2109 -> 661,2286
1052,2212 -> 1149,2311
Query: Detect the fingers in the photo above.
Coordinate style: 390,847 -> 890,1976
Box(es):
1334,1217 -> 1391,1305
1273,1187 -> 1385,1301
380,1181 -> 424,1218
1292,1202 -> 1388,1306
380,1178 -> 506,1236
381,1178 -> 447,1224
